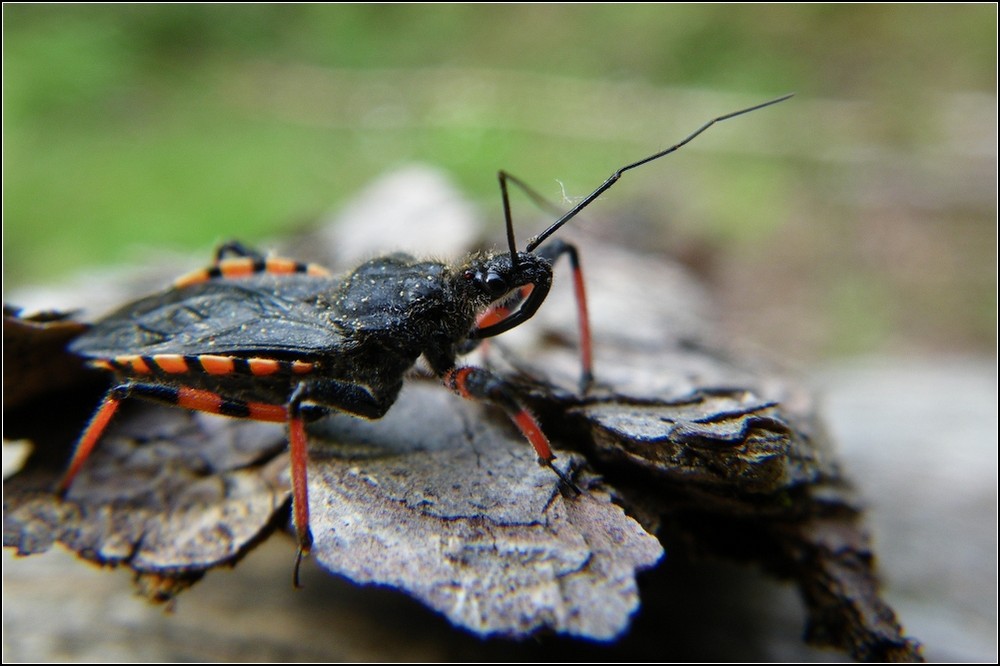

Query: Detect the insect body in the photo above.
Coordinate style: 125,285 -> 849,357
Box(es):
57,94 -> 792,584
62,241 -> 580,583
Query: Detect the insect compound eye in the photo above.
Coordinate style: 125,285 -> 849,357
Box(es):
482,271 -> 508,298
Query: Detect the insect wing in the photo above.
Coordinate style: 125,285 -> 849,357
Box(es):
70,275 -> 346,359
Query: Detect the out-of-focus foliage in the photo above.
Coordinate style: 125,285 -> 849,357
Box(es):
3,5 -> 996,359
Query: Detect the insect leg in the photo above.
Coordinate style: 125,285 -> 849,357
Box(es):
173,242 -> 331,288
214,240 -> 266,262
280,378 -> 397,587
57,381 -> 290,495
534,239 -> 593,393
286,382 -> 313,588
138,379 -> 317,586
443,366 -> 581,495
59,378 -> 317,586
56,384 -> 128,495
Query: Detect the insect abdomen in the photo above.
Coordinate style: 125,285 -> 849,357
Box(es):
91,354 -> 315,377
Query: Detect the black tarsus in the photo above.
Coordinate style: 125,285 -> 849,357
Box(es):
293,545 -> 307,589
545,457 -> 583,497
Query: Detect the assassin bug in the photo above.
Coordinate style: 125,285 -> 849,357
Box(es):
57,94 -> 792,584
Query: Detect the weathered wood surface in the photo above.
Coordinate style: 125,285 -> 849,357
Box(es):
4,167 -> 986,661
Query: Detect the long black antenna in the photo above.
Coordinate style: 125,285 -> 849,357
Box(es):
525,93 -> 794,252
498,171 -> 520,268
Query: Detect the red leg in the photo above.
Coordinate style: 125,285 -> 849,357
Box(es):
286,383 -> 314,588
57,380 -> 316,586
443,366 -> 581,494
57,389 -> 124,495
535,240 -> 593,393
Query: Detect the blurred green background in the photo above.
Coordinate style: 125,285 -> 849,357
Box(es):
3,5 -> 996,361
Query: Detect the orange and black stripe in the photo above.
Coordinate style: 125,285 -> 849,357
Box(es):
93,354 -> 315,377
103,383 -> 287,421
174,256 -> 331,288
175,386 -> 287,421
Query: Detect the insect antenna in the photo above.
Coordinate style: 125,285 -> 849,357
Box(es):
498,171 -> 521,269
524,93 -> 794,252
499,171 -> 566,218
497,169 -> 572,269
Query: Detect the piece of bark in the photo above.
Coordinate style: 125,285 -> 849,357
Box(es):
3,166 -> 923,660
305,382 -> 662,639
4,408 -> 291,588
2,306 -> 92,408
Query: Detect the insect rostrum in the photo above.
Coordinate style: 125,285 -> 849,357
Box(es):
57,95 -> 792,585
